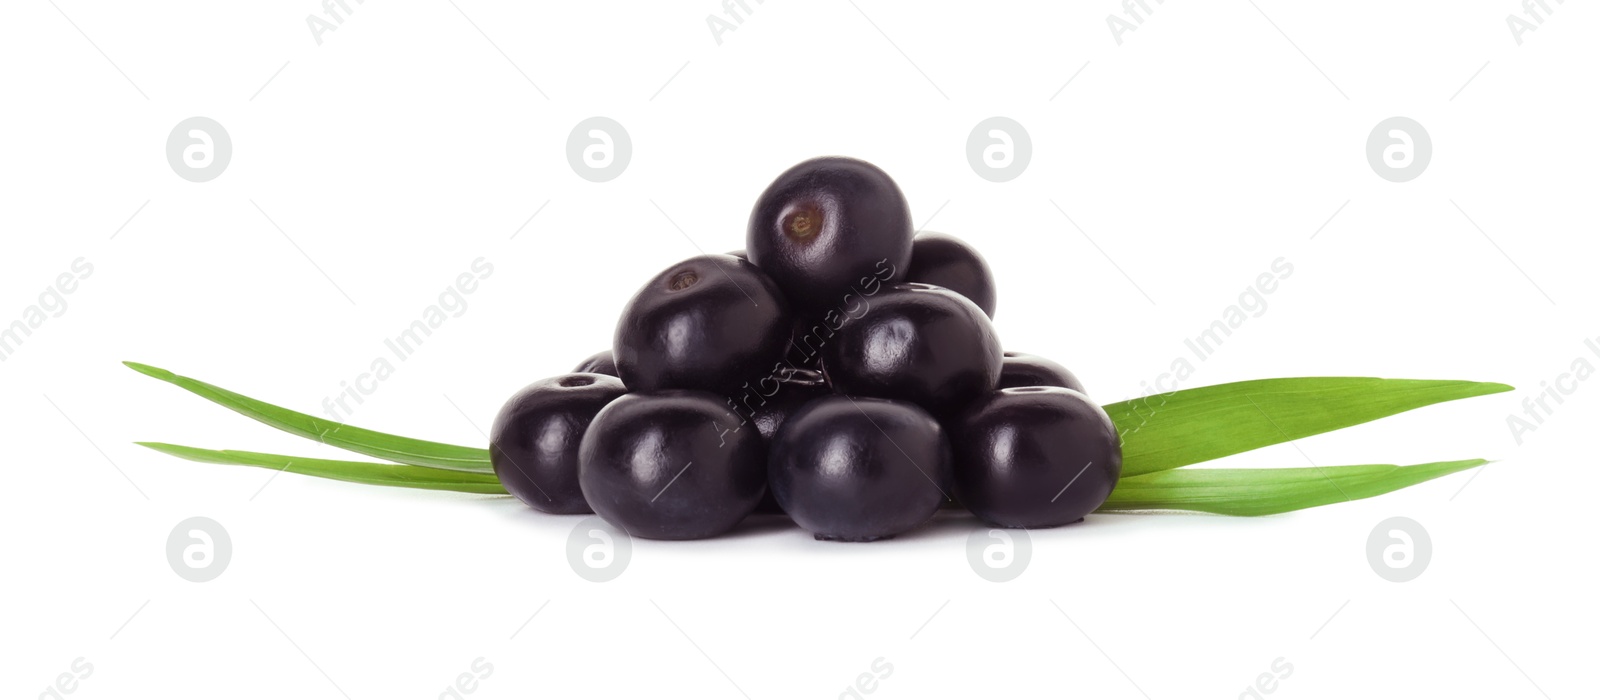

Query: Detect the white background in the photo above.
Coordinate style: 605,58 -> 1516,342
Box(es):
2,1 -> 1596,698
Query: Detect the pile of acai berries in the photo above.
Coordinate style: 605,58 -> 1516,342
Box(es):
491,157 -> 1121,541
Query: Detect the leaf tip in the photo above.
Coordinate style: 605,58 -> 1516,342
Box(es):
123,361 -> 173,380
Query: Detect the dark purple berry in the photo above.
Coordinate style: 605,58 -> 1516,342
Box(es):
747,157 -> 912,314
769,396 -> 951,541
998,351 -> 1087,395
905,232 -> 996,318
572,350 -> 618,378
614,254 -> 792,396
821,283 -> 1002,418
578,391 -> 766,540
952,387 -> 1122,528
490,373 -> 626,514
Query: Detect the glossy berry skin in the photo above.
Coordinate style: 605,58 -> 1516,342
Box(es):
578,391 -> 767,540
998,352 -> 1087,395
905,232 -> 997,318
614,254 -> 792,397
821,284 -> 1003,418
951,387 -> 1122,529
747,157 -> 912,314
572,350 -> 618,378
490,373 -> 627,514
769,396 -> 951,541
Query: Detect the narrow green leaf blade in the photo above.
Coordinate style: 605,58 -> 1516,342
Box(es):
1098,459 -> 1486,516
1103,377 -> 1512,476
126,362 -> 493,473
138,442 -> 507,494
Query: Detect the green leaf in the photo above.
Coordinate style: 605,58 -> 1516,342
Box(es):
128,362 -> 1512,515
138,442 -> 508,494
1098,459 -> 1486,516
126,362 -> 493,473
1104,377 -> 1512,477
135,440 -> 1488,514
